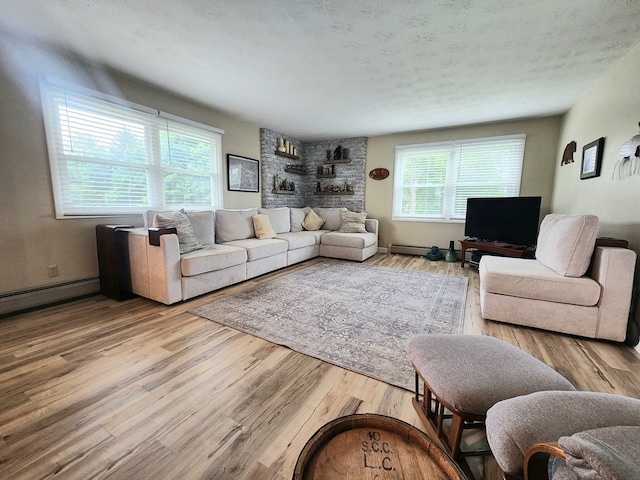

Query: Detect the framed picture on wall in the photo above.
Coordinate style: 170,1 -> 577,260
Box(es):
580,137 -> 605,180
227,154 -> 259,192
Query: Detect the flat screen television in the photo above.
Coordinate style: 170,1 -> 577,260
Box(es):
464,196 -> 542,246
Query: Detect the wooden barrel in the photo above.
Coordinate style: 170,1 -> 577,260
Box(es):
293,413 -> 467,479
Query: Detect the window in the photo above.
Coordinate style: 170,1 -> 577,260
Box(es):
40,79 -> 224,218
392,134 -> 526,221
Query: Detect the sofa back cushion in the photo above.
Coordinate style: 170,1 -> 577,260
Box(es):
146,209 -> 215,245
257,207 -> 290,234
290,207 -> 311,232
215,208 -> 258,243
536,214 -> 599,277
313,207 -> 347,231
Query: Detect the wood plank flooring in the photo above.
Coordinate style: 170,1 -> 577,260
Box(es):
1,254 -> 639,479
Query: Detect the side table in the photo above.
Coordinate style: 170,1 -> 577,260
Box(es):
96,224 -> 135,301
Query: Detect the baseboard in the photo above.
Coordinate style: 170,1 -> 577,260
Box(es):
0,278 -> 100,317
388,244 -> 430,256
377,246 -> 388,254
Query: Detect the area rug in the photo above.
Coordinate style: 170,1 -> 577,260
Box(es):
189,260 -> 468,391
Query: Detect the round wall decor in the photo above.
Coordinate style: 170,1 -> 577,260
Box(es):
368,168 -> 389,180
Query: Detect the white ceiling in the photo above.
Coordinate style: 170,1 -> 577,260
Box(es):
2,0 -> 640,141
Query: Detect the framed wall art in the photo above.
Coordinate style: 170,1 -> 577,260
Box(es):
227,154 -> 259,192
580,137 -> 604,180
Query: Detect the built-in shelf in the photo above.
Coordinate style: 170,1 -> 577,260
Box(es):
275,150 -> 299,160
314,191 -> 354,195
324,159 -> 351,164
272,189 -> 297,195
316,174 -> 336,179
284,167 -> 306,175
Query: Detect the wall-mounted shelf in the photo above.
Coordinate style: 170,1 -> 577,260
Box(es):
272,189 -> 297,195
275,150 -> 299,160
324,159 -> 351,164
284,167 -> 306,175
314,191 -> 354,196
316,174 -> 336,179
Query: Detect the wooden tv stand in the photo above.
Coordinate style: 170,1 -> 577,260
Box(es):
459,239 -> 536,267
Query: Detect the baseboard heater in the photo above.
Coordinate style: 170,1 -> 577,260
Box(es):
0,277 -> 100,318
388,244 -> 431,256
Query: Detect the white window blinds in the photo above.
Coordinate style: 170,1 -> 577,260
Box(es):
392,134 -> 526,221
40,80 -> 224,218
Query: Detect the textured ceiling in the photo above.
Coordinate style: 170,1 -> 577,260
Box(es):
2,0 -> 640,141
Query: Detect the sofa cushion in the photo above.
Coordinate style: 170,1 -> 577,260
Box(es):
275,231 -> 318,250
215,208 -> 258,242
536,214 -> 599,277
154,210 -> 203,254
257,207 -> 291,234
302,208 -> 325,231
186,210 -> 215,245
277,230 -> 327,246
339,210 -> 367,233
180,244 -> 248,277
252,214 -> 277,239
314,207 -> 347,231
224,238 -> 288,262
320,231 -> 377,249
290,207 -> 311,232
480,256 -> 601,306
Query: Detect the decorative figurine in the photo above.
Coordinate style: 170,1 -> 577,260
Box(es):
333,145 -> 342,160
445,241 -> 457,262
427,246 -> 443,261
277,138 -> 286,152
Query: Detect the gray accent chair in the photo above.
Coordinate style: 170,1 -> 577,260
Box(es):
486,391 -> 640,479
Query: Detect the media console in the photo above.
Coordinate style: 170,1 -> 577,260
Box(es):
459,239 -> 536,268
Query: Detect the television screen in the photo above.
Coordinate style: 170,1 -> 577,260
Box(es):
464,196 -> 542,246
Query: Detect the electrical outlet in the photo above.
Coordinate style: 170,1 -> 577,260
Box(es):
47,264 -> 59,278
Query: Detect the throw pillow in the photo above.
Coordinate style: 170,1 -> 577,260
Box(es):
302,208 -> 325,231
339,210 -> 368,233
154,210 -> 203,254
252,214 -> 277,239
290,206 -> 311,232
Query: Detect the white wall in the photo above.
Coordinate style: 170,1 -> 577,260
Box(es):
552,41 -> 640,343
0,36 -> 261,299
365,117 -> 562,250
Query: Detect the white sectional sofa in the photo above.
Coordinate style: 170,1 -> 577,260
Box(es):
126,206 -> 378,305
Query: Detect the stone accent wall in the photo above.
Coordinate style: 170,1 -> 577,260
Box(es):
261,128 -> 306,208
260,128 -> 366,212
305,137 -> 366,212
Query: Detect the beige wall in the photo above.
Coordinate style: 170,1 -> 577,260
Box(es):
365,117 -> 562,250
0,38 -> 261,295
552,41 -> 640,339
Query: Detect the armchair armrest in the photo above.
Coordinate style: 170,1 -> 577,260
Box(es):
524,442 -> 564,480
590,246 -> 637,341
365,218 -> 379,235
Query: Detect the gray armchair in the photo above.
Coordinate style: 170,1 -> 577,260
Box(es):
485,390 -> 640,479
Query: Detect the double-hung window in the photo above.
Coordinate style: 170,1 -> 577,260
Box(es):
392,134 -> 526,221
40,79 -> 224,218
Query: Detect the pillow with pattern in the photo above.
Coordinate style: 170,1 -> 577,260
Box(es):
338,210 -> 368,233
154,210 -> 203,254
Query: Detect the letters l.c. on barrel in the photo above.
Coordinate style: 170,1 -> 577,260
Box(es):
293,414 -> 466,480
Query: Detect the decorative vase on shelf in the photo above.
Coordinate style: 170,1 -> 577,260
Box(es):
445,241 -> 457,262
277,138 -> 286,152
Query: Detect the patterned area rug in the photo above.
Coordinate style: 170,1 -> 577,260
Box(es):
189,260 -> 468,391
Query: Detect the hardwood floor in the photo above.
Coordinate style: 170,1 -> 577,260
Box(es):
1,254 -> 639,479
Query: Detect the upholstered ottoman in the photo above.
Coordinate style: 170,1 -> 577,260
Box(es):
406,335 -> 576,472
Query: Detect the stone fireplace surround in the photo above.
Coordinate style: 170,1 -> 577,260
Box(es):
260,128 -> 366,212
